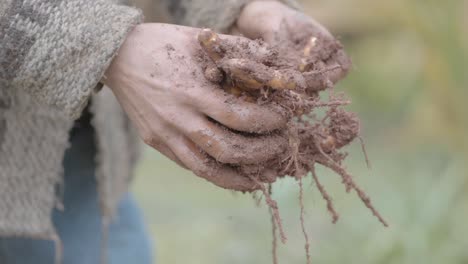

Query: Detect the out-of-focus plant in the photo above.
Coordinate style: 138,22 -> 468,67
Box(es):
132,1 -> 468,263
305,0 -> 467,155
397,0 -> 467,154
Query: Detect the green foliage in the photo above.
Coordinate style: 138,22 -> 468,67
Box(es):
134,145 -> 468,264
132,1 -> 468,263
336,0 -> 468,152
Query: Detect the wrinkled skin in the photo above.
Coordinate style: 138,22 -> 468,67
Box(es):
103,24 -> 287,191
237,1 -> 332,43
236,1 -> 351,91
103,1 -> 349,192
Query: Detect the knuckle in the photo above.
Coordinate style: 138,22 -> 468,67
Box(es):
142,133 -> 159,148
188,153 -> 211,176
213,147 -> 237,164
211,140 -> 253,164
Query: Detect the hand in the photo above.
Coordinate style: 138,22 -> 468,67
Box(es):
236,1 -> 351,91
102,23 -> 288,191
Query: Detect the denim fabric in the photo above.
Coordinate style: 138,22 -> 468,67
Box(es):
0,110 -> 153,264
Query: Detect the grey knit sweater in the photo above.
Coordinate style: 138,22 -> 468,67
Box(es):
0,0 -> 298,241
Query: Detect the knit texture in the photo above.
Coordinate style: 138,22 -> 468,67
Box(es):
160,0 -> 301,33
91,87 -> 141,219
0,0 -> 142,119
0,0 -> 300,245
0,0 -> 142,239
0,88 -> 72,238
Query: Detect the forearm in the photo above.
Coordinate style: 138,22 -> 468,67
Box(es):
159,0 -> 300,33
0,0 -> 142,119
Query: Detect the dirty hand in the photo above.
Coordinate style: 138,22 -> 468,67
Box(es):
236,1 -> 351,90
102,23 -> 287,191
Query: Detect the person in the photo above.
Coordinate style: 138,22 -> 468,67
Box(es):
0,0 -> 347,263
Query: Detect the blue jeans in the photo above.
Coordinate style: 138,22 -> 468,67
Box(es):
0,110 -> 153,264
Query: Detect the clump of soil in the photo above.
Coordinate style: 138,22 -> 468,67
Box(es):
197,28 -> 387,263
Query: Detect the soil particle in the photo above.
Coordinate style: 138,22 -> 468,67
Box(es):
204,65 -> 224,83
194,27 -> 387,263
195,28 -> 360,187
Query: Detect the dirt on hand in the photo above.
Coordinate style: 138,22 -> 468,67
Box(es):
196,28 -> 387,263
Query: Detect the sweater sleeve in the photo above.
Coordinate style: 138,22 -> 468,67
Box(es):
159,0 -> 301,33
0,0 -> 142,119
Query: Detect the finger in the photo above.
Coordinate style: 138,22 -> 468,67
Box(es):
303,66 -> 339,92
228,25 -> 242,36
198,28 -> 225,62
220,58 -> 307,91
330,48 -> 352,77
204,64 -> 224,83
198,29 -> 273,64
238,164 -> 278,184
170,135 -> 259,192
299,16 -> 334,39
303,49 -> 351,92
303,51 -> 351,92
189,84 -> 288,133
142,135 -> 188,169
173,112 -> 287,165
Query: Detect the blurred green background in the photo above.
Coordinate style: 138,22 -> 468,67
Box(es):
131,0 -> 468,263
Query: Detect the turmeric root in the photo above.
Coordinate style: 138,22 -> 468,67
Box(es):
196,27 -> 387,264
198,28 -> 224,62
197,29 -> 307,96
299,36 -> 317,72
220,58 -> 306,91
